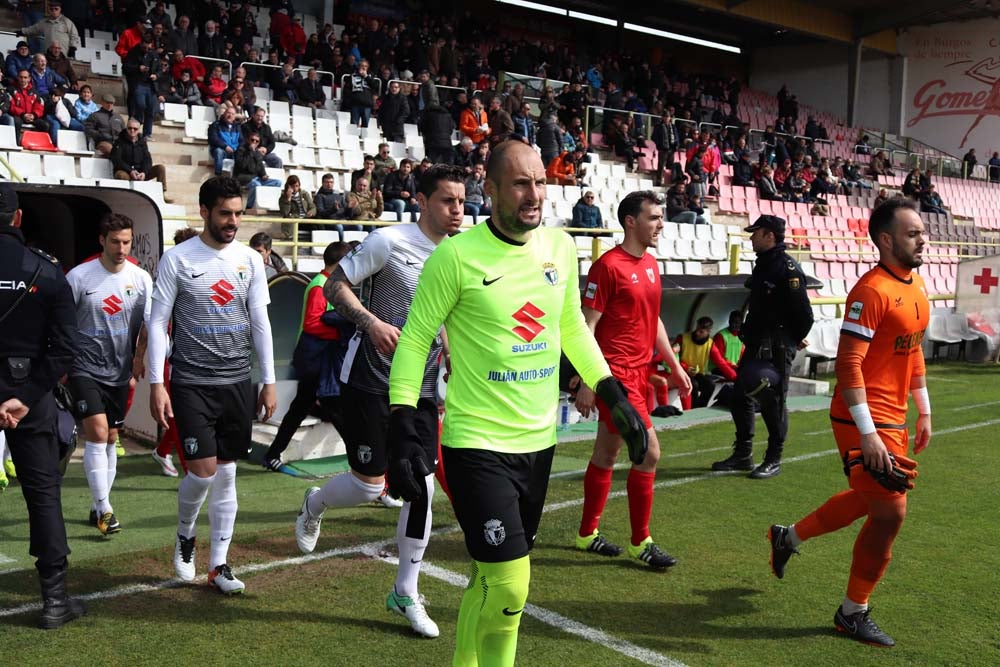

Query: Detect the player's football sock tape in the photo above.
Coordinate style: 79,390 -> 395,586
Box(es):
177,471 -> 214,539
395,472 -> 434,599
386,406 -> 432,502
83,441 -> 112,515
594,377 -> 649,465
209,462 -> 238,570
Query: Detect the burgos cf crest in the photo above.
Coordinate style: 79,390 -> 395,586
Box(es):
542,262 -> 558,286
484,518 -> 506,546
237,265 -> 248,281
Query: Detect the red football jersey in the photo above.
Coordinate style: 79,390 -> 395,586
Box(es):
582,246 -> 661,368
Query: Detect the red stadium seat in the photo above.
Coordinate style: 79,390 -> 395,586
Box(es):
20,130 -> 58,152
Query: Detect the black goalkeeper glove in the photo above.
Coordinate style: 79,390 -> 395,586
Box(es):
386,406 -> 432,502
595,376 -> 648,465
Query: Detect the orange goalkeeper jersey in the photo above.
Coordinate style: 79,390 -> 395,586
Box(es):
830,262 -> 928,428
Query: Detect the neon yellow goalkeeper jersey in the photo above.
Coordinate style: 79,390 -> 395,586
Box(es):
389,221 -> 610,453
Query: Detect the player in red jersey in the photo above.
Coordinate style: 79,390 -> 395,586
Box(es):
574,190 -> 692,568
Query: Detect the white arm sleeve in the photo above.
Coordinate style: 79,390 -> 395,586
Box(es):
250,303 -> 275,384
146,298 -> 171,384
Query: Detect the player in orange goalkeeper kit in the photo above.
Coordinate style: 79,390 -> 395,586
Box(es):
767,198 -> 932,648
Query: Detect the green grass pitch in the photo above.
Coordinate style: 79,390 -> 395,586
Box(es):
2,362 -> 999,666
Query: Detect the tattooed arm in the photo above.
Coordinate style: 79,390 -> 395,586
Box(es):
323,265 -> 400,354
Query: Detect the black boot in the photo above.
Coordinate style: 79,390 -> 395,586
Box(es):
711,442 -> 754,471
38,568 -> 87,629
749,445 -> 783,479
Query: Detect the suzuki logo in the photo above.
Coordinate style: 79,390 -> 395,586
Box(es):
512,302 -> 545,342
210,279 -> 235,306
102,294 -> 123,316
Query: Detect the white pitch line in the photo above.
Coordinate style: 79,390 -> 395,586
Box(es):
0,554 -> 15,565
549,445 -> 734,480
368,550 -> 688,667
952,400 -> 1000,412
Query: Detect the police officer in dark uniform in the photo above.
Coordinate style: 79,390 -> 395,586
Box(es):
712,215 -> 813,479
0,183 -> 85,629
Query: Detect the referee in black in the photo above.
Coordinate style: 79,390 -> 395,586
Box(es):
0,183 -> 85,628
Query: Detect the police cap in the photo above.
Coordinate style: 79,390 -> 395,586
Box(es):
744,214 -> 785,237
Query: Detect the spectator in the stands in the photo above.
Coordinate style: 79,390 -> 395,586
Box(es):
150,22 -> 169,56
315,173 -> 357,237
732,150 -> 755,187
536,111 -> 561,167
115,17 -> 148,59
249,232 -> 288,279
83,92 -> 123,155
16,0 -> 46,52
123,34 -> 160,139
346,176 -> 383,223
343,59 -> 376,127
165,68 -> 202,106
43,85 -> 83,145
463,162 -> 491,222
201,64 -> 227,108
199,20 -> 225,60
208,105 -> 241,175
920,184 -> 947,215
785,166 -> 811,203
280,174 -> 317,238
302,32 -> 323,69
511,101 -> 535,145
383,158 -> 420,222
843,158 -> 872,190
487,96 -> 513,147
146,1 -> 171,32
296,67 -> 325,108
546,147 -> 582,186
5,42 -> 32,82
667,180 -> 706,225
73,84 -> 98,121
28,54 -> 67,99
169,15 -> 198,57
962,148 -> 977,179
653,112 -> 678,186
44,41 -> 78,91
453,136 -> 476,174
372,143 -> 396,188
418,82 -> 454,162
217,90 -> 249,123
757,165 -> 783,201
855,133 -> 872,155
234,132 -> 282,209
614,115 -> 643,172
873,187 -> 890,209
170,48 -> 205,82
10,69 -> 49,139
902,168 -> 926,199
869,149 -> 893,177
990,152 -> 1000,183
350,154 -> 376,190
572,191 -> 603,230
111,118 -> 168,192
459,96 -> 490,146
269,61 -> 298,104
281,16 -> 307,63
377,80 -> 408,142
686,147 -> 706,199
241,107 -> 282,168
21,2 -> 80,55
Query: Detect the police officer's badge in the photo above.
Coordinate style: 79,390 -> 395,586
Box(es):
542,262 -> 558,286
357,444 -> 373,464
484,518 -> 506,546
183,437 -> 199,456
789,277 -> 800,289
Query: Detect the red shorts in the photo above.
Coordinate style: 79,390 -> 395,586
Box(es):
831,419 -> 910,497
597,363 -> 653,435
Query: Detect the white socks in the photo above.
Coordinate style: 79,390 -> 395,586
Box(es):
308,472 -> 384,515
842,597 -> 868,615
209,462 -> 238,569
787,524 -> 802,548
0,431 -> 7,463
83,441 -> 112,514
106,442 -> 118,496
177,471 -> 214,539
394,473 -> 435,599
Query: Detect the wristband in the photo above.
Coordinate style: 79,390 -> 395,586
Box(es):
911,386 -> 930,415
848,402 -> 877,435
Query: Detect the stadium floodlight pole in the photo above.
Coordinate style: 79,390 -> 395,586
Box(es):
622,22 -> 742,54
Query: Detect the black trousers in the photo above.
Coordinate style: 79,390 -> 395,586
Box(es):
5,391 -> 69,578
730,348 -> 793,451
265,376 -> 343,460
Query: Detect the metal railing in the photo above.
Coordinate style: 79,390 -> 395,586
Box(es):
239,61 -> 336,89
338,73 -> 383,98
190,55 -> 233,83
499,71 -> 569,100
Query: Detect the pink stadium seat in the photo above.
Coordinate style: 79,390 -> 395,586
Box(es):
759,200 -> 773,215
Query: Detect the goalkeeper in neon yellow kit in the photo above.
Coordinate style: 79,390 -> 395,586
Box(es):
388,141 -> 649,667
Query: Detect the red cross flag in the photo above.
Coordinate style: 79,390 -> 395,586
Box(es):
956,255 -> 1000,361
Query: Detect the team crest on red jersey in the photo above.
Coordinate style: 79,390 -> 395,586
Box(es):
646,267 -> 656,283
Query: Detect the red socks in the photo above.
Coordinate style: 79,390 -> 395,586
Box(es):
578,462 -> 613,538
626,468 -> 656,546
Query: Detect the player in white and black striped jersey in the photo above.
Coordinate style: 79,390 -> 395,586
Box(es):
294,164 -> 467,638
146,176 -> 277,595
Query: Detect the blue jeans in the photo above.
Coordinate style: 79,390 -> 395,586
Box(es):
387,198 -> 419,222
350,105 -> 371,127
246,177 -> 282,208
263,152 -> 283,169
132,84 -> 157,138
46,116 -> 85,147
210,147 -> 234,175
464,202 -> 492,223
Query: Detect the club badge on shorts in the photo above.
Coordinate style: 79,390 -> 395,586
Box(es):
183,437 -> 199,457
542,262 -> 558,286
357,444 -> 372,464
484,518 -> 506,546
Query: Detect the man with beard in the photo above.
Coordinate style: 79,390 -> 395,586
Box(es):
712,215 -> 812,479
767,198 -> 930,648
147,176 -> 276,594
294,165 -> 469,639
66,214 -> 152,536
573,191 -> 691,567
388,142 -> 649,665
